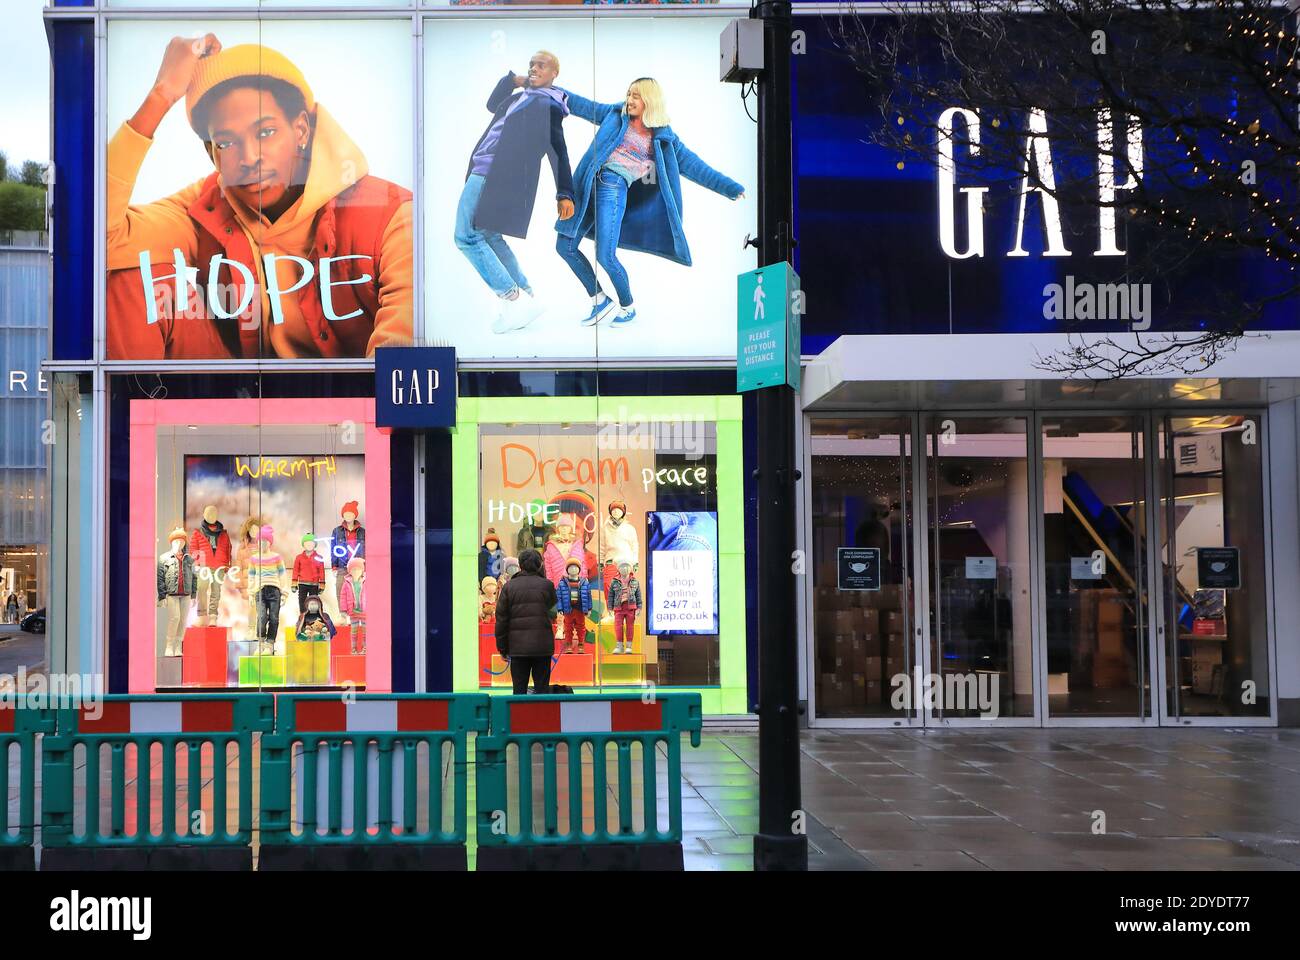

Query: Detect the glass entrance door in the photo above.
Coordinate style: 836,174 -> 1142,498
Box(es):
1040,415 -> 1153,720
808,417 -> 918,722
923,416 -> 1034,721
1158,415 -> 1272,721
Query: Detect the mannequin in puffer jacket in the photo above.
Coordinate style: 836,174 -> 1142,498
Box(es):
157,525 -> 197,656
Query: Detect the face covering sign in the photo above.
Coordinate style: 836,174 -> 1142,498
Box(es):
646,511 -> 718,635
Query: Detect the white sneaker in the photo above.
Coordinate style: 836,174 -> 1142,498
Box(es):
491,292 -> 543,333
613,642 -> 624,655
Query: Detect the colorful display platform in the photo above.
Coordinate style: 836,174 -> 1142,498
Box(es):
239,655 -> 286,687
287,640 -> 330,685
182,626 -> 227,686
331,654 -> 366,686
157,655 -> 182,687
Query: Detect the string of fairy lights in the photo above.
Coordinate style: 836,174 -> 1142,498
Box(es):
1149,3 -> 1300,269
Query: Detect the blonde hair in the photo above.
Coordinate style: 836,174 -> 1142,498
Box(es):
534,50 -> 560,76
625,77 -> 669,128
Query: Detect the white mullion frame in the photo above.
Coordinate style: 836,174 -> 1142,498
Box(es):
796,406 -> 813,719
908,409 -> 929,728
1146,410 -> 1169,726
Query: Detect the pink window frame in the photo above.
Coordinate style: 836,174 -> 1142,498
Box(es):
128,397 -> 391,692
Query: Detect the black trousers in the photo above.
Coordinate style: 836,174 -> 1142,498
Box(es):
509,655 -> 552,695
297,583 -> 321,613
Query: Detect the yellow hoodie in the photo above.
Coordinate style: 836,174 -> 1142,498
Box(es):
107,104 -> 412,358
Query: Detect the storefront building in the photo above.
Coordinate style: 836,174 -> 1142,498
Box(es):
791,13 -> 1299,727
0,233 -> 50,621
42,1 -> 758,715
41,2 -> 1300,728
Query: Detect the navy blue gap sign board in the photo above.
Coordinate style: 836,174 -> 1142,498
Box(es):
375,347 -> 457,429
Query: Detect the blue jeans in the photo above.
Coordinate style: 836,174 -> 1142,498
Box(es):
647,511 -> 718,554
454,174 -> 530,297
555,169 -> 633,307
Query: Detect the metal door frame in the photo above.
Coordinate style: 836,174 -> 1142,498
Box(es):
802,411 -> 924,728
1034,410 -> 1160,727
917,412 -> 1042,727
1152,409 -> 1279,727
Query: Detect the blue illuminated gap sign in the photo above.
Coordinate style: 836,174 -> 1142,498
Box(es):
374,346 -> 457,429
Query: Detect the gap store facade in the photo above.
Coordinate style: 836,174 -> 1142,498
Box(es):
42,0 -> 760,715
39,2 -> 1300,728
791,12 -> 1300,727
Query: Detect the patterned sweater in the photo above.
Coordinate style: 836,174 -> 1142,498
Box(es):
245,551 -> 286,594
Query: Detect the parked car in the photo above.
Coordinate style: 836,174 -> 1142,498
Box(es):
19,608 -> 44,634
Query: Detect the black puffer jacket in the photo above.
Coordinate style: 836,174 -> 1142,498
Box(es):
495,570 -> 557,658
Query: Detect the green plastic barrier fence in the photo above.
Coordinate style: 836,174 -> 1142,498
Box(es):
1,699 -> 56,867
40,695 -> 275,856
474,693 -> 703,855
259,694 -> 490,865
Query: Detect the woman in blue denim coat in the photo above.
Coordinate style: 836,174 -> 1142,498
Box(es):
554,78 -> 745,328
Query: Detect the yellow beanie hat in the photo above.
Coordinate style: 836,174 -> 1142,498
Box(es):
185,44 -> 314,137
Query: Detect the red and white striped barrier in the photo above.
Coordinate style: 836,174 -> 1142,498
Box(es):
509,699 -> 664,735
75,699 -> 238,734
292,699 -> 450,733
288,698 -> 455,835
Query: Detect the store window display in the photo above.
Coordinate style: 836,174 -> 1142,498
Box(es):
127,396 -> 391,692
466,403 -> 736,697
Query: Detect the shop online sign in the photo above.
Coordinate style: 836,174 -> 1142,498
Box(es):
737,263 -> 801,392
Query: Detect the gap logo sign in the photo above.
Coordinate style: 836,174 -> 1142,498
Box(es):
374,346 -> 457,429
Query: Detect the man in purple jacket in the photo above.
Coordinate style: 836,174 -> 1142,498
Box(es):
456,51 -> 576,334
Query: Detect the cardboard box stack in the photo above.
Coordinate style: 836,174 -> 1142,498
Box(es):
816,566 -> 907,713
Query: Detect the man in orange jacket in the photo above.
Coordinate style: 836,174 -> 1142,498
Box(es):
106,35 -> 413,359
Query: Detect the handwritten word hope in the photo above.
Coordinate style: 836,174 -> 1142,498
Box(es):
137,250 -> 373,326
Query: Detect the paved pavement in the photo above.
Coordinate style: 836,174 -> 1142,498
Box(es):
682,727 -> 1300,870
12,716 -> 1300,870
0,626 -> 43,683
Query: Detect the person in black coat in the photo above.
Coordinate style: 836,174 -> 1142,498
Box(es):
494,548 -> 558,694
456,51 -> 576,335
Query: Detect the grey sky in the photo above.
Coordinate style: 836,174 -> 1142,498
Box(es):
0,0 -> 51,165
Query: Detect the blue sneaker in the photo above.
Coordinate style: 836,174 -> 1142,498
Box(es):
580,295 -> 615,327
610,308 -> 636,327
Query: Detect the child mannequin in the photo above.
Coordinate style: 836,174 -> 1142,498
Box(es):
246,524 -> 287,652
291,533 -> 326,613
606,560 -> 642,655
479,528 -> 504,581
479,576 -> 500,622
296,594 -> 337,640
340,557 -> 368,655
156,525 -> 196,657
332,501 -> 366,613
555,558 -> 592,655
543,512 -> 586,587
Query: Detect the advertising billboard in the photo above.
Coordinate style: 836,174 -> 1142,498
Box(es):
424,17 -> 757,360
104,19 -> 414,360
